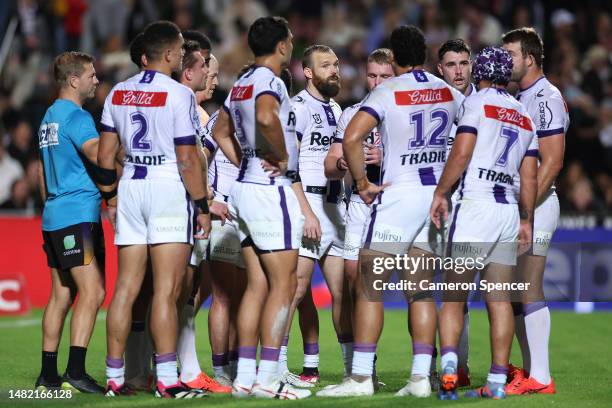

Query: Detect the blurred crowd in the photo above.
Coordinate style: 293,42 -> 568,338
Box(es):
0,0 -> 610,216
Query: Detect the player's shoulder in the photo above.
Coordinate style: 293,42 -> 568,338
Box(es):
292,90 -> 309,105
340,102 -> 361,118
204,109 -> 220,132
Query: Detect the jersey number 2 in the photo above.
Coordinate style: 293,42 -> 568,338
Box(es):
130,112 -> 151,151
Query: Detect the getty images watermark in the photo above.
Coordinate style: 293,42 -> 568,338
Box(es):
358,243 -> 540,302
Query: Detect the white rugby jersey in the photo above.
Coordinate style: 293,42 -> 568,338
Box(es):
292,89 -> 343,202
360,70 -> 463,187
516,76 -> 569,195
447,83 -> 476,156
224,65 -> 298,186
101,70 -> 201,181
455,87 -> 538,204
335,101 -> 382,203
200,110 -> 239,200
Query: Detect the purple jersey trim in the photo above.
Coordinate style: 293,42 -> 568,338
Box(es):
174,135 -> 197,145
278,186 -> 292,249
536,128 -> 564,138
359,106 -> 381,124
132,165 -> 147,179
525,149 -> 539,157
256,90 -> 281,103
456,125 -> 478,135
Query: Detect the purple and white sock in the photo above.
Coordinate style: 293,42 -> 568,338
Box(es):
155,352 -> 178,387
352,343 -> 376,376
212,352 -> 230,379
257,347 -> 280,386
303,342 -> 319,369
235,346 -> 256,386
411,343 -> 434,377
228,349 -> 238,380
106,356 -> 125,386
487,363 -> 508,384
524,301 -> 551,384
278,336 -> 289,375
440,346 -> 458,372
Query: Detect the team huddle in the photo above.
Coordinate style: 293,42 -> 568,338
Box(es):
35,16 -> 567,401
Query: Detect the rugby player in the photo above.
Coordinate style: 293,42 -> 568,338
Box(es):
323,48 -> 393,381
319,26 -> 462,398
430,46 -> 538,400
436,38 -> 476,387
502,27 -> 568,395
212,16 -> 310,399
98,20 -> 210,398
173,39 -> 230,393
278,44 -> 347,387
36,51 -> 105,393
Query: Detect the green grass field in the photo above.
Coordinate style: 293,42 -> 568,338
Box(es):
0,309 -> 610,407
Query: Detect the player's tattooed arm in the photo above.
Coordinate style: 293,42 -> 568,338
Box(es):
536,133 -> 564,205
212,108 -> 242,167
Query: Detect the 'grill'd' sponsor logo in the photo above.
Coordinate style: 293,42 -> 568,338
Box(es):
394,88 -> 453,105
484,105 -> 533,131
112,91 -> 168,107
230,85 -> 254,101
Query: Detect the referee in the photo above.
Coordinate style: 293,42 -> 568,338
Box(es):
36,52 -> 105,393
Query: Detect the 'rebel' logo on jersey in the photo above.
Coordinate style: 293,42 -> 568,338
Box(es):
484,105 -> 533,131
230,85 -> 254,101
394,88 -> 453,105
112,90 -> 167,107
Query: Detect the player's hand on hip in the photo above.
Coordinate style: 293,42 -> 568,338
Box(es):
303,211 -> 322,241
195,213 -> 212,239
364,143 -> 381,165
518,219 -> 533,256
210,200 -> 231,225
430,192 -> 449,230
260,159 -> 284,178
358,181 -> 389,205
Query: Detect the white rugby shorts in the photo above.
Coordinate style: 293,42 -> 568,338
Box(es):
299,193 -> 345,260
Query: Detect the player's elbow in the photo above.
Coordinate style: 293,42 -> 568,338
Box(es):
256,111 -> 275,129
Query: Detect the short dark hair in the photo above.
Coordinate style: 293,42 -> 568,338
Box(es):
53,51 -> 94,87
182,40 -> 202,70
367,48 -> 393,65
390,25 -> 426,67
280,68 -> 293,95
129,32 -> 145,68
302,45 -> 334,69
182,30 -> 212,51
142,20 -> 181,62
438,39 -> 471,62
247,16 -> 290,57
502,27 -> 544,67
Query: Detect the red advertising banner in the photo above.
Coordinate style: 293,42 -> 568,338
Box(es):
0,217 -> 118,312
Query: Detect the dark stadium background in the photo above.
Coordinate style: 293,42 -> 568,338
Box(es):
0,0 -> 610,315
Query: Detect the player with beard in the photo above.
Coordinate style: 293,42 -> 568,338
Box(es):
323,48 -> 392,383
435,38 -> 475,387
502,27 -> 568,396
275,45 -> 346,387
99,21 -> 210,398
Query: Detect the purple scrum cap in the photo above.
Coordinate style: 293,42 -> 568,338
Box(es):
472,46 -> 513,85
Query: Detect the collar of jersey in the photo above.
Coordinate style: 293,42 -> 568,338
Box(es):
519,75 -> 546,92
251,64 -> 276,76
305,89 -> 331,105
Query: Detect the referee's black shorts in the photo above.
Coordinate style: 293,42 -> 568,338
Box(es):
42,221 -> 105,272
